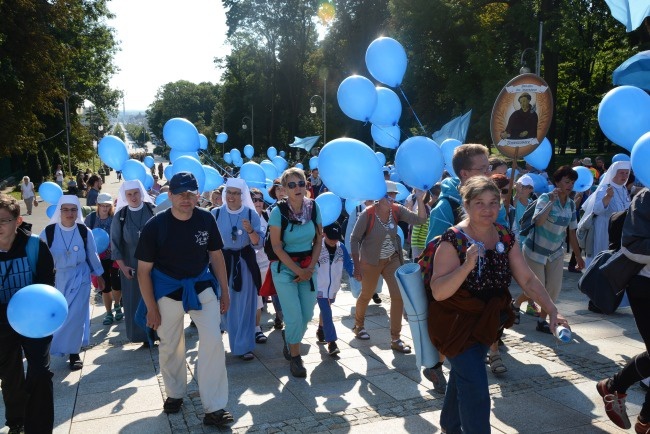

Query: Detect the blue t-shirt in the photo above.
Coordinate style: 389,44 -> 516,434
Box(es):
268,201 -> 322,253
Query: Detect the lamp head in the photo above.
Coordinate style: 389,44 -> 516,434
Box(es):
310,104 -> 317,114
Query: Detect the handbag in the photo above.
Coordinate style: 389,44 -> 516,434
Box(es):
33,199 -> 39,207
578,250 -> 624,314
576,212 -> 594,250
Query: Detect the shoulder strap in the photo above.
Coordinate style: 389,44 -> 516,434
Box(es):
26,234 -> 40,277
365,205 -> 376,235
77,223 -> 88,245
249,208 -> 252,221
391,203 -> 401,224
89,212 -> 97,229
119,206 -> 128,230
214,207 -> 221,220
310,200 -> 318,224
45,224 -> 55,248
277,201 -> 290,234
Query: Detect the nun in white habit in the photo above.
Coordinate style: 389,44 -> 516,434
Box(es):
110,180 -> 155,343
40,195 -> 104,370
581,160 -> 632,266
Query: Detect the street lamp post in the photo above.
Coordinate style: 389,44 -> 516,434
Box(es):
519,23 -> 543,76
241,104 -> 254,148
309,94 -> 326,144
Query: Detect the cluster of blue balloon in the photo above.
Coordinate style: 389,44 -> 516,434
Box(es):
8,284 -> 68,338
337,37 -> 406,149
38,182 -> 63,219
598,86 -> 650,187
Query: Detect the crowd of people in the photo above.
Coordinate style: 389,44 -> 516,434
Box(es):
1,146 -> 649,433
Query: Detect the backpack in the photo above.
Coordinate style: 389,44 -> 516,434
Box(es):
45,223 -> 88,249
25,234 -> 40,278
263,200 -> 318,261
118,202 -> 155,232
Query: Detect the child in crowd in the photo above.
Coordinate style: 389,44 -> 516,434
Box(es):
316,223 -> 353,356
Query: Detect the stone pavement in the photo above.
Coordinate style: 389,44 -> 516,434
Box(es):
1,167 -> 646,433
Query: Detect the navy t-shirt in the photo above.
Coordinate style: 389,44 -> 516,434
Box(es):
135,208 -> 223,292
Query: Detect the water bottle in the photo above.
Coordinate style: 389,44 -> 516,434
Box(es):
555,325 -> 572,343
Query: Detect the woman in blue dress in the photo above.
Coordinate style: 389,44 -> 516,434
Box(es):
211,178 -> 263,360
41,195 -> 104,370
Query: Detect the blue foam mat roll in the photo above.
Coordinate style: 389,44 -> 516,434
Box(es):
395,262 -> 439,368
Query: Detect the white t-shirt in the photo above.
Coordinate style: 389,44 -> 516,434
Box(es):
55,169 -> 63,182
20,181 -> 35,199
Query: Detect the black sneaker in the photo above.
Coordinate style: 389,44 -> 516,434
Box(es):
328,341 -> 340,356
163,397 -> 183,414
203,409 -> 234,426
7,425 -> 23,434
274,317 -> 284,330
290,356 -> 307,377
316,326 -> 325,343
372,293 -> 382,304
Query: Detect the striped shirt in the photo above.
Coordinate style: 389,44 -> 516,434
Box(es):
523,193 -> 577,264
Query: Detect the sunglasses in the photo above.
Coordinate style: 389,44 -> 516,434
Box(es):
252,197 -> 264,203
231,225 -> 238,242
286,181 -> 306,189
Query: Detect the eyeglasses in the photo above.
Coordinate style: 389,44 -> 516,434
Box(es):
231,225 -> 238,242
0,218 -> 15,226
225,190 -> 242,196
252,197 -> 264,203
286,181 -> 306,189
60,208 -> 78,213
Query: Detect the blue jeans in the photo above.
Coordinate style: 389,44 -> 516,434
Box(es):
440,343 -> 491,434
317,297 -> 337,342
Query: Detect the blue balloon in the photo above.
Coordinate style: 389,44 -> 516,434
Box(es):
163,118 -> 200,151
375,152 -> 386,166
155,192 -> 169,206
573,166 -> 594,192
172,156 -> 206,193
216,132 -> 228,144
524,137 -> 552,171
389,169 -> 401,182
46,204 -> 56,219
631,131 -> 650,187
203,165 -> 224,192
98,135 -> 129,171
318,138 -> 386,200
230,148 -> 242,160
7,284 -> 68,338
345,199 -> 362,215
397,225 -> 405,248
612,153 -> 631,163
528,173 -> 549,193
233,156 -> 244,168
38,182 -> 63,204
272,156 -> 288,173
224,152 -> 232,164
371,124 -> 400,149
395,136 -> 444,190
395,182 -> 409,202
337,75 -> 378,122
279,151 -> 285,157
239,162 -> 267,188
440,138 -> 462,177
365,37 -> 408,87
244,144 -> 254,159
309,156 -> 318,170
261,188 -> 274,204
295,163 -> 304,169
267,146 -> 277,159
164,165 -> 173,180
144,172 -> 154,190
598,86 -> 650,151
260,161 -> 279,182
92,228 -> 110,254
506,168 -> 520,179
169,149 -> 199,162
315,192 -> 343,226
369,87 -> 402,126
199,134 -> 208,150
143,155 -> 155,168
121,159 -> 147,183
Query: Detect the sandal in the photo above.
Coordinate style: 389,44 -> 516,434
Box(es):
240,352 -> 254,361
114,304 -> 124,321
255,331 -> 267,344
102,313 -> 114,325
391,339 -> 412,354
352,326 -> 370,340
488,353 -> 508,374
511,302 -> 521,325
536,320 -> 552,335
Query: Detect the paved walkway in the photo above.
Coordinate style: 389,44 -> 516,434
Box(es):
1,168 -> 645,433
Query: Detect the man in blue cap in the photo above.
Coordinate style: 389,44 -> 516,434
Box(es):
135,172 -> 234,427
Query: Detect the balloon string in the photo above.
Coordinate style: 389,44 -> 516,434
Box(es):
399,85 -> 427,136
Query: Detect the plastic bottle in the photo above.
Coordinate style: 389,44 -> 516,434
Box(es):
555,325 -> 572,343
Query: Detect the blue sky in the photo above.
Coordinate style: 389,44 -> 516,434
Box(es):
108,0 -> 231,111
